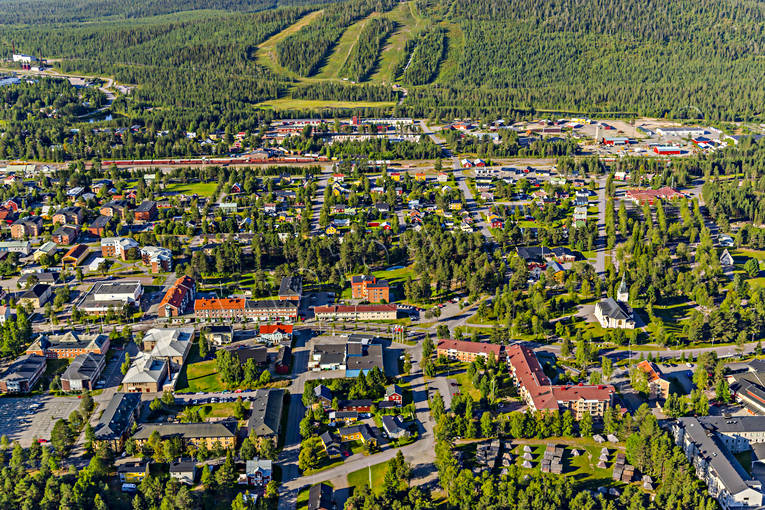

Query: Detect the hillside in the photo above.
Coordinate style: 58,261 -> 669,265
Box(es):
2,0 -> 765,119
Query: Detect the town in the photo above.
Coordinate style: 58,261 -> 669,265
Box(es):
2,3 -> 765,508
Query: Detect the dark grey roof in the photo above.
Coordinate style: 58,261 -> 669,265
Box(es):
381,415 -> 406,435
596,298 -> 631,320
90,215 -> 111,228
20,283 -> 49,299
135,201 -> 156,212
95,392 -> 142,441
170,460 -> 197,473
308,483 -> 333,510
132,422 -> 235,440
61,353 -> 104,382
314,384 -> 333,401
234,345 -> 267,364
0,354 -> 45,383
245,300 -> 298,310
248,389 -> 284,436
313,343 -> 346,365
677,417 -> 758,496
278,276 -> 302,298
345,343 -> 384,373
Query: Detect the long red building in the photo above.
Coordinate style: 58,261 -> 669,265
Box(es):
506,344 -> 615,419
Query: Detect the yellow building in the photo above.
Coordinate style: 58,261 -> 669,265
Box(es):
132,423 -> 236,450
339,424 -> 376,445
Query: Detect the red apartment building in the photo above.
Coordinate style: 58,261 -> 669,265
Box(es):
350,275 -> 390,302
436,338 -> 504,363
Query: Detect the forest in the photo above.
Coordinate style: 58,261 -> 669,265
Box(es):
291,82 -> 398,102
274,0 -> 397,76
339,17 -> 395,82
400,27 -> 446,86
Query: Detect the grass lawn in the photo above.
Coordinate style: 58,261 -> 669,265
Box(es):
165,182 -> 218,198
256,98 -> 396,110
453,371 -> 480,400
371,1 -> 427,82
296,488 -> 309,509
183,401 -> 245,419
346,461 -> 389,494
315,13 -> 375,79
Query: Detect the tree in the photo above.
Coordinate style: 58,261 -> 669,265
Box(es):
121,354 -> 131,376
258,437 -> 277,460
161,391 -> 175,406
240,437 -> 256,461
298,439 -> 326,472
693,364 -> 709,390
716,379 -> 731,403
149,398 -> 162,413
480,412 -> 494,437
601,356 -> 613,381
422,336 -> 435,359
51,419 -> 73,453
234,397 -> 247,420
215,450 -> 237,488
745,258 -> 760,278
579,412 -> 593,438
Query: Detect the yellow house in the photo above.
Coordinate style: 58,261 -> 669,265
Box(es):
118,462 -> 149,483
132,423 -> 236,450
414,172 -> 427,181
325,225 -> 338,235
449,201 -> 463,211
390,172 -> 401,182
339,424 -> 376,445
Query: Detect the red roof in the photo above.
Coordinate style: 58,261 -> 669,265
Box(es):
194,298 -> 245,311
507,344 -> 614,410
314,304 -> 397,313
159,276 -> 194,310
625,186 -> 683,203
260,324 -> 293,335
637,360 -> 664,383
436,338 -> 503,357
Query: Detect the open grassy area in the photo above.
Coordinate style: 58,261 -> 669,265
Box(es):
255,9 -> 324,80
183,401 -> 244,419
452,371 -> 480,400
316,13 -> 375,79
178,358 -> 222,392
371,1 -> 427,83
256,97 -> 396,110
165,182 -> 219,197
346,461 -> 388,494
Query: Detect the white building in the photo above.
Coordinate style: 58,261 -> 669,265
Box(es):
594,298 -> 635,329
12,54 -> 37,64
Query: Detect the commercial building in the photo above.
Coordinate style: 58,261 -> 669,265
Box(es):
122,351 -> 168,392
0,241 -> 31,255
17,283 -> 52,308
729,360 -> 765,415
158,276 -> 195,318
26,331 -> 110,359
309,342 -> 347,371
656,127 -> 711,138
350,275 -> 391,302
436,338 -> 504,363
636,360 -> 671,400
625,186 -> 684,205
60,352 -> 105,391
80,281 -> 143,314
132,422 -> 236,449
247,389 -> 284,439
507,344 -> 614,418
673,416 -> 765,509
93,392 -> 142,449
0,354 -> 46,393
345,342 -> 384,377
313,304 -> 397,321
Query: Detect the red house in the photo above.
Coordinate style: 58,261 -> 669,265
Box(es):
338,399 -> 372,412
385,384 -> 403,407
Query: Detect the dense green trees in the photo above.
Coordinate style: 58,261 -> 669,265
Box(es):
340,18 -> 395,82
401,27 -> 446,85
275,0 -> 397,76
291,82 -> 398,101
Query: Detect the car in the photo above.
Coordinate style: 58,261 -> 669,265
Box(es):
342,451 -> 350,457
235,389 -> 242,393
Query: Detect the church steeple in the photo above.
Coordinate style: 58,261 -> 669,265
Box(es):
617,273 -> 629,303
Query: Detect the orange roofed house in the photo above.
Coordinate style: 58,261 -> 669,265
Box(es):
194,298 -> 245,320
636,360 -> 671,400
158,276 -> 195,318
436,338 -> 504,363
350,275 -> 390,303
625,186 -> 684,205
507,344 -> 615,419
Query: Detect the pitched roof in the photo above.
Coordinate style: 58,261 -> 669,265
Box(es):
94,392 -> 142,440
61,352 -> 104,381
248,389 -> 284,436
595,298 -> 631,320
132,422 -> 235,440
146,327 -> 194,359
194,298 -> 245,311
436,338 -> 503,357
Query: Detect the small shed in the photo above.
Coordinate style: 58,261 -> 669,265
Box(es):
522,460 -> 533,469
593,434 -> 605,443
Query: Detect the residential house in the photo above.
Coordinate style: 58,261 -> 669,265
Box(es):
0,354 -> 46,393
319,431 -> 342,459
245,459 -> 272,486
10,216 -> 43,239
52,225 -> 79,245
339,424 -> 376,445
278,276 -> 303,302
170,460 -> 198,485
118,462 -> 150,484
259,324 -> 293,345
308,483 -> 334,510
350,275 -> 390,302
314,385 -> 334,408
17,283 -> 52,308
720,249 -> 734,268
101,237 -> 140,260
61,353 -> 105,391
134,201 -> 158,221
100,200 -> 130,219
206,325 -> 234,345
385,384 -> 403,406
247,389 -> 284,439
637,361 -> 671,400
158,276 -> 195,318
132,422 -> 236,449
275,346 -> 291,375
33,241 -> 57,262
382,415 -> 409,439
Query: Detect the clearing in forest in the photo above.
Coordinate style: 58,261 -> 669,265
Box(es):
315,12 -> 378,79
254,9 -> 324,80
371,1 -> 427,83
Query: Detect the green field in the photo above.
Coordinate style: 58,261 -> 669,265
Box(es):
316,14 -> 376,79
177,358 -> 223,392
256,97 -> 396,110
183,401 -> 244,419
370,2 -> 427,83
346,461 -> 388,494
165,182 -> 219,198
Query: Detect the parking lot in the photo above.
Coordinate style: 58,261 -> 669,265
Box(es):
0,396 -> 82,446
